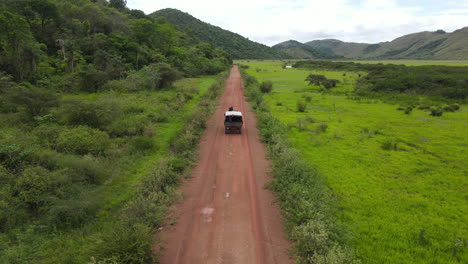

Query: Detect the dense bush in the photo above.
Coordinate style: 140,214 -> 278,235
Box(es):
259,80 -> 273,93
103,63 -> 181,92
297,100 -> 307,112
107,115 -> 147,137
129,136 -> 155,153
94,219 -> 155,263
43,187 -> 98,228
0,144 -> 34,172
55,126 -> 110,155
429,106 -> 443,116
57,99 -> 118,129
34,150 -> 107,184
78,66 -> 109,93
2,86 -> 59,118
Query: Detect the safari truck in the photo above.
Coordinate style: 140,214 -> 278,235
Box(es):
224,108 -> 243,134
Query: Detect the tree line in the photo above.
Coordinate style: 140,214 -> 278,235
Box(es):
294,61 -> 468,100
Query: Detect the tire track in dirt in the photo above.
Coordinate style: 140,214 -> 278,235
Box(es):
157,66 -> 293,264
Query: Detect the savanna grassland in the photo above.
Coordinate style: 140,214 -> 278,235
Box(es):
238,60 -> 467,264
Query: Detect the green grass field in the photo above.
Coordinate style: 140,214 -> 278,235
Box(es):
239,61 -> 467,263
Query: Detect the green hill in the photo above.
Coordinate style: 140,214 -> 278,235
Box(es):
272,40 -> 342,59
303,27 -> 468,59
151,8 -> 291,60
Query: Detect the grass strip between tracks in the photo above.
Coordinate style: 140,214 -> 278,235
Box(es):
240,68 -> 359,264
91,71 -> 228,263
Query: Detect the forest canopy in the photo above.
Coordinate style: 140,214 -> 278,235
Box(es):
0,0 -> 231,85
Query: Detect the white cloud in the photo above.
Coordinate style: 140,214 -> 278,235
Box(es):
127,0 -> 468,46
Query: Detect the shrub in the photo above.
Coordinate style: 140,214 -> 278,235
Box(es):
417,105 -> 431,110
297,100 -> 307,112
94,219 -> 155,263
381,138 -> 399,150
107,115 -> 147,137
296,118 -> 309,131
58,99 -> 118,129
404,106 -> 413,115
3,86 -> 59,118
442,104 -> 460,112
33,124 -> 63,147
55,126 -> 110,155
15,166 -> 52,213
450,103 -> 460,111
34,150 -> 107,184
0,144 -> 34,172
429,106 -> 443,117
259,80 -> 273,93
78,65 -> 109,93
43,188 -> 98,228
324,79 -> 340,89
102,63 -> 180,92
303,93 -> 313,102
129,136 -> 155,153
316,123 -> 328,133
292,220 -> 330,259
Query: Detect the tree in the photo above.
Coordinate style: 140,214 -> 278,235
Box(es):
259,80 -> 273,93
15,166 -> 52,214
305,74 -> 327,87
4,85 -> 59,118
323,79 -> 340,89
0,10 -> 42,81
305,74 -> 339,89
109,0 -> 127,11
19,0 -> 58,36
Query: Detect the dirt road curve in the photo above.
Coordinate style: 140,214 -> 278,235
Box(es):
158,66 -> 292,264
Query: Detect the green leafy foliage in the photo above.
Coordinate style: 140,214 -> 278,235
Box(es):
55,126 -> 110,155
2,86 -> 58,118
259,80 -> 273,93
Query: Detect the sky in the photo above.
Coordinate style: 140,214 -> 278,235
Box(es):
126,0 -> 468,46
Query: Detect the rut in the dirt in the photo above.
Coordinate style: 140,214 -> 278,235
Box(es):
157,66 -> 293,264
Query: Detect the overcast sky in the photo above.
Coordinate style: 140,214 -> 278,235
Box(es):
127,0 -> 468,46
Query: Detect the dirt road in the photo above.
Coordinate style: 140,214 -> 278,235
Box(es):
158,66 -> 292,264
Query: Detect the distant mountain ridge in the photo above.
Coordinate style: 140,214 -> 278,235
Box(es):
150,8 -> 291,59
297,27 -> 468,60
272,40 -> 341,59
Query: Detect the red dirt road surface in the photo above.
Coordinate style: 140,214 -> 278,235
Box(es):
157,66 -> 293,264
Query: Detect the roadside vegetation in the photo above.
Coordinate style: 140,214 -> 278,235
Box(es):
0,0 -> 230,262
239,60 -> 467,264
0,71 -> 227,263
